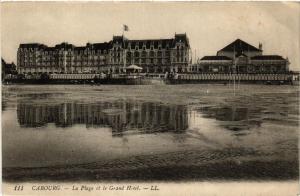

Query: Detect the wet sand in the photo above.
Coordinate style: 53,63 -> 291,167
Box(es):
3,147 -> 298,181
2,84 -> 299,182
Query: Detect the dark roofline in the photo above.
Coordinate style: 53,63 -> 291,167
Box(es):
251,55 -> 286,60
74,47 -> 86,50
54,42 -> 75,49
112,33 -> 189,47
20,43 -> 42,46
92,42 -> 111,50
2,58 -> 6,64
126,38 -> 174,42
19,43 -> 48,48
200,56 -> 232,60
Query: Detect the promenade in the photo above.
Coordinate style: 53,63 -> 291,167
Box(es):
3,72 -> 299,85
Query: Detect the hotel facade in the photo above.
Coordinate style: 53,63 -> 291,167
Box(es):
193,39 -> 290,74
17,33 -> 190,74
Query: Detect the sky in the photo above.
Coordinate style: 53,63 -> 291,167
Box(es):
1,2 -> 300,71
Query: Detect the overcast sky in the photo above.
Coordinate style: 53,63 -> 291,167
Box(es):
1,2 -> 299,70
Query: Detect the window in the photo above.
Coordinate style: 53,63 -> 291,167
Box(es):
142,51 -> 147,58
150,51 -> 154,57
157,51 -> 162,57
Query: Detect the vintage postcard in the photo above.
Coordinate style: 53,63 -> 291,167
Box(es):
1,1 -> 300,196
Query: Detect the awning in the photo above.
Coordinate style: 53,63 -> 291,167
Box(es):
125,65 -> 143,70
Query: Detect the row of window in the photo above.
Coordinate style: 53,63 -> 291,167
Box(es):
19,50 -> 109,55
20,58 -> 189,65
19,50 -> 187,59
19,60 -> 190,67
19,46 -> 187,56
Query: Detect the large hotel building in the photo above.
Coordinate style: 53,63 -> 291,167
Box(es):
17,33 -> 190,74
17,35 -> 290,75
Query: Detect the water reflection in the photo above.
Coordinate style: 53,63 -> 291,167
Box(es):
196,106 -> 262,133
17,101 -> 188,136
216,107 -> 249,121
199,106 -> 249,121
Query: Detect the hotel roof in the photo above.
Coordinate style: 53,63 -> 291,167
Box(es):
125,39 -> 174,49
19,43 -> 47,49
18,33 -> 190,51
92,42 -> 111,50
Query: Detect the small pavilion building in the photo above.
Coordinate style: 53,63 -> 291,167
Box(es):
125,64 -> 143,73
194,39 -> 289,74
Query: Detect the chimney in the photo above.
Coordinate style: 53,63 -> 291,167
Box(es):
259,42 -> 262,50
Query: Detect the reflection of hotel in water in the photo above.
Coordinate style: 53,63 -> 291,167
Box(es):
17,101 -> 188,135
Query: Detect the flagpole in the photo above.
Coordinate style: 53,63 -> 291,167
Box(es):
123,26 -> 125,71
233,45 -> 236,96
122,25 -> 127,72
122,25 -> 129,72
